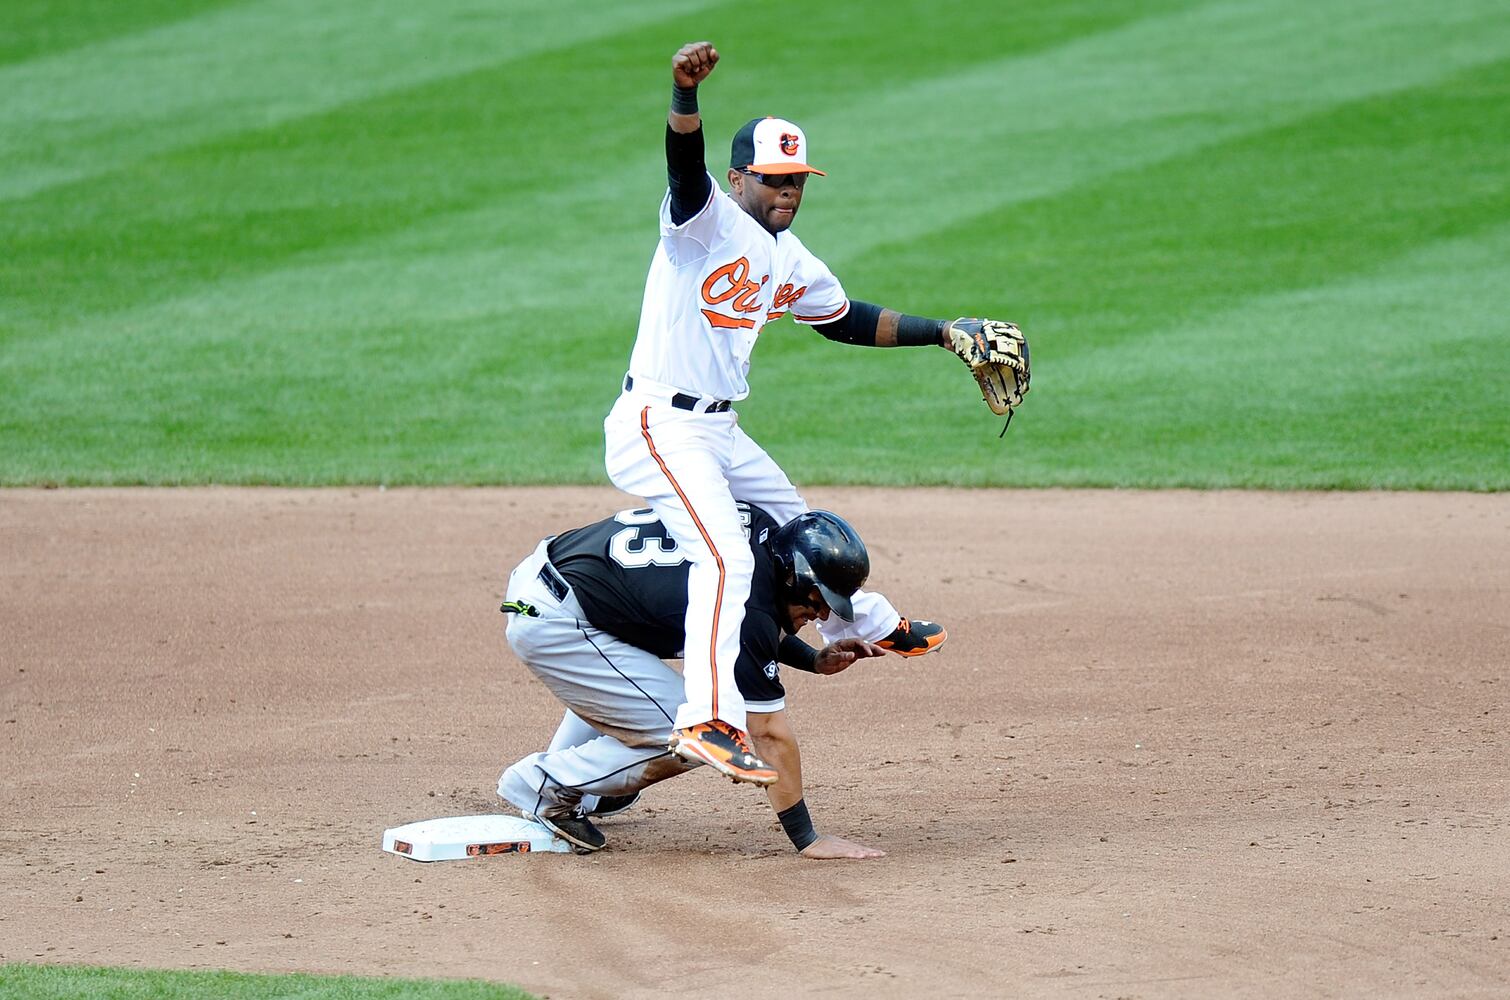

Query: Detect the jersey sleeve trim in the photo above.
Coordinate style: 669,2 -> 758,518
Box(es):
661,173 -> 719,233
744,698 -> 786,713
793,299 -> 850,324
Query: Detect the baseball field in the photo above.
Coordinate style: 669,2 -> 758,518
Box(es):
3,0 -> 1508,998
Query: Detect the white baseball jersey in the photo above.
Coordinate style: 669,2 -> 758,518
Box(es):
627,172 -> 850,402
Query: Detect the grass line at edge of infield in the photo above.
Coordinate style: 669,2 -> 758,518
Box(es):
0,962 -> 540,1000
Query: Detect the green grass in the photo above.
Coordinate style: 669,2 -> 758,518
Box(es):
1,0 -> 1507,488
0,964 -> 535,1000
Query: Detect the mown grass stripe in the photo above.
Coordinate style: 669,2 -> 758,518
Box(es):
740,59 -> 1510,488
0,0 -> 722,202
0,1 -> 1505,487
0,0 -> 236,67
0,0 -> 1172,334
834,55 -> 1510,349
801,0 -> 1510,257
50,0 -> 1510,344
1020,223 -> 1510,489
17,0 -> 1501,354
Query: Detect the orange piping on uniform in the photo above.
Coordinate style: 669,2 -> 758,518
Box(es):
794,301 -> 848,323
640,406 -> 726,719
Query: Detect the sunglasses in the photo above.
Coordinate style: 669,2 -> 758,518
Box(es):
740,169 -> 807,190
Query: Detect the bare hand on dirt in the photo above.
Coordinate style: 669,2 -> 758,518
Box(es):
800,833 -> 886,860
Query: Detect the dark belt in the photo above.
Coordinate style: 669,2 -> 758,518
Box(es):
623,375 -> 731,414
537,562 -> 569,602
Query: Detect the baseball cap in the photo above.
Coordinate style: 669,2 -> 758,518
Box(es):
729,117 -> 826,176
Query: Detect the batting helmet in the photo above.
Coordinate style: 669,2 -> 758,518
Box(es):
768,511 -> 869,622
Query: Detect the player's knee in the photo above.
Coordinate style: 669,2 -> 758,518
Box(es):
721,548 -> 756,603
723,544 -> 755,581
496,757 -> 542,808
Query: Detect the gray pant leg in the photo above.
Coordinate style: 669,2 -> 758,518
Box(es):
548,710 -> 598,752
498,564 -> 696,819
499,737 -> 697,821
506,609 -> 681,741
542,710 -> 610,816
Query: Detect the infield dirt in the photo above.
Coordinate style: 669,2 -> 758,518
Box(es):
2,488 -> 1506,999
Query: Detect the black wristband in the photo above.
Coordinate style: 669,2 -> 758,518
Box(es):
671,85 -> 699,115
897,313 -> 947,347
777,799 -> 819,851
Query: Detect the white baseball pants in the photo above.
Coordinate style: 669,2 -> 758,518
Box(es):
604,381 -> 899,734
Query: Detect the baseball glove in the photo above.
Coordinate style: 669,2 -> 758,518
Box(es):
946,318 -> 1030,418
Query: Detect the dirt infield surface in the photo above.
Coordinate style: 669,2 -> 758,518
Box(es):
2,488 -> 1506,999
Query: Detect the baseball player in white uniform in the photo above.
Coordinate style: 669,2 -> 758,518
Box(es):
605,42 -> 961,786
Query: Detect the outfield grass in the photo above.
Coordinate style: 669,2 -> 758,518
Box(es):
1,0 -> 1506,488
0,964 -> 536,1000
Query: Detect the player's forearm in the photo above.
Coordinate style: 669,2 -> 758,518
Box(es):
879,307 -> 953,349
668,84 -> 701,134
813,300 -> 951,348
749,713 -> 880,859
778,634 -> 820,672
764,750 -> 820,852
758,730 -> 805,813
665,79 -> 710,225
748,713 -> 806,814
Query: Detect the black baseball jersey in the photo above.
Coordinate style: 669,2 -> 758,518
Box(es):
546,502 -> 788,707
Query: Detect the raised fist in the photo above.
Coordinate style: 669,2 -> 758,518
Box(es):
672,41 -> 719,87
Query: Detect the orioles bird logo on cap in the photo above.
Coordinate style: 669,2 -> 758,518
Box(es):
779,133 -> 799,156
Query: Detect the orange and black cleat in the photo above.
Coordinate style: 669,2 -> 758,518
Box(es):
877,617 -> 948,657
668,719 -> 779,786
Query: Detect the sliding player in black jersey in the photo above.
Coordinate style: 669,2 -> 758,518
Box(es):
498,502 -> 886,858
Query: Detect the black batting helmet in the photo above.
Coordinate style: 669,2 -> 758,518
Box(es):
768,511 -> 869,621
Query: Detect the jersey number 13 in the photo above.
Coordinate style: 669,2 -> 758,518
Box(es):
607,504 -> 754,570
